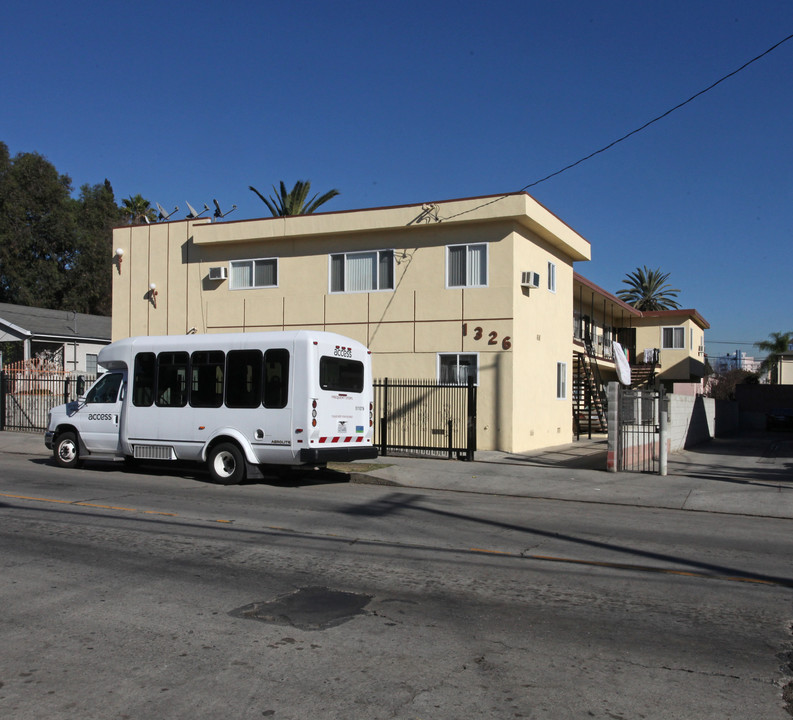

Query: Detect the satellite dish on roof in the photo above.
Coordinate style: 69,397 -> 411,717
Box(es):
186,201 -> 209,219
156,203 -> 178,221
213,199 -> 237,219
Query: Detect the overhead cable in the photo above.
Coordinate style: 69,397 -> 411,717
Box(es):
441,31 -> 793,222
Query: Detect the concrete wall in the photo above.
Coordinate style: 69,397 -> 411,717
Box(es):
667,394 -> 715,452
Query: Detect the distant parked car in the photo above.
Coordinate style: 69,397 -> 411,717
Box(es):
766,408 -> 793,431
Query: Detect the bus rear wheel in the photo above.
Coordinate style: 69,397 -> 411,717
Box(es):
208,443 -> 246,485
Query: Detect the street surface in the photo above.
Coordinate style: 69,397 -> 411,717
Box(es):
0,449 -> 791,719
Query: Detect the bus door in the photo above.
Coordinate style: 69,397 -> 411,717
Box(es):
80,371 -> 125,454
261,348 -> 293,452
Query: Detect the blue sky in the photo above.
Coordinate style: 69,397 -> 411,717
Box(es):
2,1 -> 791,360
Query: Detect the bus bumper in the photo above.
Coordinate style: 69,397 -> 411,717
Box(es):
299,446 -> 379,464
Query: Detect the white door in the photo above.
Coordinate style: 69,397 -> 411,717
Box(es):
79,372 -> 125,454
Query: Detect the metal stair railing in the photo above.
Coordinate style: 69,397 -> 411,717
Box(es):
573,348 -> 607,438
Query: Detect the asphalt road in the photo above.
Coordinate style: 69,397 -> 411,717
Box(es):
1,452 -> 791,719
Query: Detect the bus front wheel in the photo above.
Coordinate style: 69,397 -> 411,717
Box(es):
208,443 -> 246,485
54,431 -> 81,469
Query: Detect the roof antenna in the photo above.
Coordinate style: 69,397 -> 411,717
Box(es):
156,203 -> 179,221
213,199 -> 237,219
186,201 -> 210,219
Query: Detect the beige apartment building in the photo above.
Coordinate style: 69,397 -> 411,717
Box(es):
111,191 -> 708,453
112,192 -> 591,453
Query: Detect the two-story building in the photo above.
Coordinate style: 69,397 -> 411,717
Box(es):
112,192 -> 592,453
111,191 -> 709,454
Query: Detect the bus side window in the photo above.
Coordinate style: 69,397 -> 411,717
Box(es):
226,350 -> 262,408
190,350 -> 224,408
133,353 -> 155,407
156,352 -> 189,408
263,349 -> 289,409
85,372 -> 123,404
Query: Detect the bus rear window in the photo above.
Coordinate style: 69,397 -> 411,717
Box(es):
319,357 -> 364,393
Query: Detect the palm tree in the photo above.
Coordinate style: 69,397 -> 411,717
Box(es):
120,194 -> 156,225
616,266 -> 681,311
755,331 -> 793,384
249,180 -> 339,217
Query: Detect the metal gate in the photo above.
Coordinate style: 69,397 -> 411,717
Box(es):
0,369 -> 92,432
374,377 -> 476,460
618,386 -> 663,473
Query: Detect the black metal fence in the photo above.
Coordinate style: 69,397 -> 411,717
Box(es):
618,387 -> 661,472
1,370 -> 93,432
374,377 -> 476,460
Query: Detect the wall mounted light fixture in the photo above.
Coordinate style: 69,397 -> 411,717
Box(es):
115,247 -> 124,274
148,282 -> 158,308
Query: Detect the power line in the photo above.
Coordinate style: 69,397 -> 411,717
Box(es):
441,31 -> 793,222
706,341 -> 762,345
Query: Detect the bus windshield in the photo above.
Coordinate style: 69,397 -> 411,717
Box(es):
319,356 -> 364,393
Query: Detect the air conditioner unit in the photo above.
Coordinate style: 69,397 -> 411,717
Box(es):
208,266 -> 227,281
521,271 -> 540,289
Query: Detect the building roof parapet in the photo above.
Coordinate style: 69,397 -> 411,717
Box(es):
189,192 -> 592,262
636,309 -> 710,330
573,272 -> 642,317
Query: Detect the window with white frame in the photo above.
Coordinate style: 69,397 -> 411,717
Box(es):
330,250 -> 394,293
662,326 -> 685,349
229,258 -> 278,289
447,243 -> 487,288
438,353 -> 478,385
547,261 -> 556,292
86,353 -> 98,375
556,362 -> 567,399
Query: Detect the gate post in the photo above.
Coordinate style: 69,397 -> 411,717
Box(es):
658,388 -> 668,476
0,371 -> 5,431
465,375 -> 476,461
379,378 -> 389,457
606,381 -> 620,472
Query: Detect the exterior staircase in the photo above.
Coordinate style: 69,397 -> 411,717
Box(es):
573,343 -> 608,436
630,349 -> 660,389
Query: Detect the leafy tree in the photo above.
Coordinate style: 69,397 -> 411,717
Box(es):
120,193 -> 156,225
64,180 -> 121,315
706,368 -> 759,401
0,142 -> 121,316
249,180 -> 339,217
616,266 -> 681,311
755,331 -> 793,384
0,142 -> 77,309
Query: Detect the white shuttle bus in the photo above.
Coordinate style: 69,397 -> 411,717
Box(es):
45,330 -> 377,484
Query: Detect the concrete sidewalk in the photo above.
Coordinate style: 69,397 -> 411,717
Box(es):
3,430 -> 792,519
